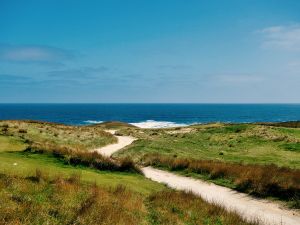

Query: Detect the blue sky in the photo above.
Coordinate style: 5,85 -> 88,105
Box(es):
1,0 -> 300,103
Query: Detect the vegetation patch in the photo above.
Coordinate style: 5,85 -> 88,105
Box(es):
0,172 -> 145,225
116,123 -> 300,168
0,172 -> 257,225
259,121 -> 300,128
281,143 -> 300,152
0,135 -> 28,152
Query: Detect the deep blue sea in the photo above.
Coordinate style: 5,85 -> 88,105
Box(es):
0,104 -> 300,128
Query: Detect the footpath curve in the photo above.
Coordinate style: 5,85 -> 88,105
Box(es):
93,130 -> 136,157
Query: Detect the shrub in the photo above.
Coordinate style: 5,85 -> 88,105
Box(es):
18,129 -> 27,133
1,124 -> 9,133
26,143 -> 141,173
119,157 -> 141,173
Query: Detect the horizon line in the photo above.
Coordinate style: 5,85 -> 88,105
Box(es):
0,102 -> 300,105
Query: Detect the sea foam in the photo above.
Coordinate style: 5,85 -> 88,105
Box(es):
130,120 -> 187,128
84,120 -> 103,124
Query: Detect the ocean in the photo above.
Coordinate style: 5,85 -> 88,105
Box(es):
0,104 -> 299,128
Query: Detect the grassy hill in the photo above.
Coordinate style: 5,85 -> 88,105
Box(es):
0,120 -> 118,152
0,120 -> 258,224
115,123 -> 300,207
115,123 -> 300,168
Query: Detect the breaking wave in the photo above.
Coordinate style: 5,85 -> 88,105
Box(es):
130,120 -> 188,128
84,120 -> 104,124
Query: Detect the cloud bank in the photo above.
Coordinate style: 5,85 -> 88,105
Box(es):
0,44 -> 75,62
259,24 -> 300,51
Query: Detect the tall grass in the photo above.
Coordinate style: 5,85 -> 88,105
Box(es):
143,153 -> 300,203
26,142 -> 141,173
0,172 -> 259,225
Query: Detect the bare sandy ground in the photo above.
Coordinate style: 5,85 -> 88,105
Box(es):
94,131 -> 300,225
142,166 -> 300,225
93,130 -> 136,157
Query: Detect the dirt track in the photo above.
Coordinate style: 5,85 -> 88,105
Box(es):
93,130 -> 136,157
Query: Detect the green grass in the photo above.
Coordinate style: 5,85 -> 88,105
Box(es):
0,135 -> 28,152
0,134 -> 163,195
0,151 -> 163,195
280,143 -> 300,152
115,124 -> 300,168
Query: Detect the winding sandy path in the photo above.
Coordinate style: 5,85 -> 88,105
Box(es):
142,167 -> 300,225
95,131 -> 300,225
93,130 -> 136,157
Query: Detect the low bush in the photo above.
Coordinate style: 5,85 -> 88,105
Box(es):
26,143 -> 141,173
259,121 -> 300,128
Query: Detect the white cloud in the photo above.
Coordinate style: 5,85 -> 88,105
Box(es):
0,44 -> 75,62
259,24 -> 300,51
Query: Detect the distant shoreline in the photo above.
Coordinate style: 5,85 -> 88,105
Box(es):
1,119 -> 299,129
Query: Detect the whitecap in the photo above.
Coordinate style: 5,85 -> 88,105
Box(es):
130,120 -> 188,129
84,120 -> 103,124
